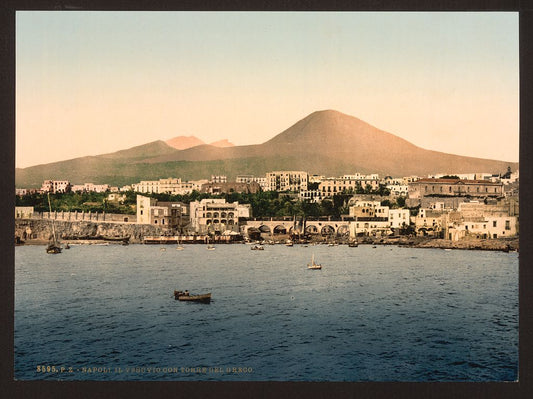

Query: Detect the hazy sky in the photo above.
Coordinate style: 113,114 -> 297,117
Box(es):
16,11 -> 519,168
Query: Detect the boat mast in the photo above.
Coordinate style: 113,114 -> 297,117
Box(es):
47,192 -> 58,244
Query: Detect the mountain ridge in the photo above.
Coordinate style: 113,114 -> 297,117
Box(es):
15,110 -> 518,188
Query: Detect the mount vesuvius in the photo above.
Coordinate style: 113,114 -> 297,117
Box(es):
15,110 -> 517,188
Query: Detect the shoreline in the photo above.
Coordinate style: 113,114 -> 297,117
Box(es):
16,237 -> 519,252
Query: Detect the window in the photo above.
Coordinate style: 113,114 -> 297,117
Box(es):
493,221 -> 497,227
505,220 -> 510,230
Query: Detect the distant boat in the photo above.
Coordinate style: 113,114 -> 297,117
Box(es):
348,241 -> 358,247
176,238 -> 184,251
285,240 -> 294,247
45,193 -> 61,254
174,290 -> 211,304
251,244 -> 264,250
307,253 -> 322,270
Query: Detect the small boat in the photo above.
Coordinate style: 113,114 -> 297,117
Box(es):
285,240 -> 294,247
174,290 -> 211,304
176,238 -> 184,250
206,237 -> 215,250
307,254 -> 322,270
251,245 -> 264,250
348,241 -> 358,247
65,243 -> 70,249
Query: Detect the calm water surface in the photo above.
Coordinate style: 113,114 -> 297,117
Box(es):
14,243 -> 518,381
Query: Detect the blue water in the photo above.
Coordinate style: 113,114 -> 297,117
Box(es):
14,243 -> 518,381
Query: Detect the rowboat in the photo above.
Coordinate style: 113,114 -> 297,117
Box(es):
174,290 -> 211,304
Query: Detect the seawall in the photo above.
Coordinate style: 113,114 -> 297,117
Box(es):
15,219 -> 165,244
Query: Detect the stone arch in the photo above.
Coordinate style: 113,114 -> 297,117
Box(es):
337,225 -> 349,236
259,225 -> 271,233
305,225 -> 319,234
273,225 -> 287,234
321,225 -> 335,236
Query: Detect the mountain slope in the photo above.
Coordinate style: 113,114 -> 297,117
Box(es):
15,110 -> 518,188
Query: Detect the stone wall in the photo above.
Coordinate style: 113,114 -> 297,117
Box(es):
15,219 -> 165,244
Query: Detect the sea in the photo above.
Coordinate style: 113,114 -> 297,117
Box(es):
14,243 -> 518,381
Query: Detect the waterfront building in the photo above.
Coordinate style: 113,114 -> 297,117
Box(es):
389,209 -> 410,229
189,198 -> 251,234
16,188 -> 28,196
408,178 -> 504,199
349,217 -> 391,237
447,216 -> 518,241
40,180 -> 71,194
136,195 -> 187,230
266,171 -> 308,192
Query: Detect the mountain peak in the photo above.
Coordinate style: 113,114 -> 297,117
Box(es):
209,139 -> 235,147
165,135 -> 205,150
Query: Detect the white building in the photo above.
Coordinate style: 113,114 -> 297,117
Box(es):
189,198 -> 251,234
389,209 -> 410,229
136,195 -> 187,229
71,183 -> 110,193
386,184 -> 409,197
319,176 -> 380,198
266,171 -> 308,192
447,216 -> 518,240
132,178 -> 203,195
40,180 -> 71,193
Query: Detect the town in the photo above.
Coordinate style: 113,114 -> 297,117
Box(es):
15,167 -> 519,249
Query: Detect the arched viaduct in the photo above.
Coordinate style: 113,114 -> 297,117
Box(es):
243,219 -> 350,238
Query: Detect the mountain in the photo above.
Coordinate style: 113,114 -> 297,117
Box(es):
209,139 -> 235,147
15,110 -> 518,188
165,136 -> 205,150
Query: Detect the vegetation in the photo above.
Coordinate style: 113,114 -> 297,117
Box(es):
17,189 -> 363,218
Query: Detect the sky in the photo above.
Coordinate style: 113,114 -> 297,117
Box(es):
16,11 -> 519,168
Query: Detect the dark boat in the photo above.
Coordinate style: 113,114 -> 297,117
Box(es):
46,193 -> 62,254
348,241 -> 358,247
103,235 -> 131,242
46,243 -> 62,254
174,290 -> 211,304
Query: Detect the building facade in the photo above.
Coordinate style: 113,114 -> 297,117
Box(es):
189,198 -> 251,234
408,178 -> 504,199
266,171 -> 308,192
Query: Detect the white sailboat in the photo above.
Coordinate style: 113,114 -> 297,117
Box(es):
307,253 -> 322,270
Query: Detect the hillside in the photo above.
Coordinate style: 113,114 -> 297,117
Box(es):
15,110 -> 518,188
